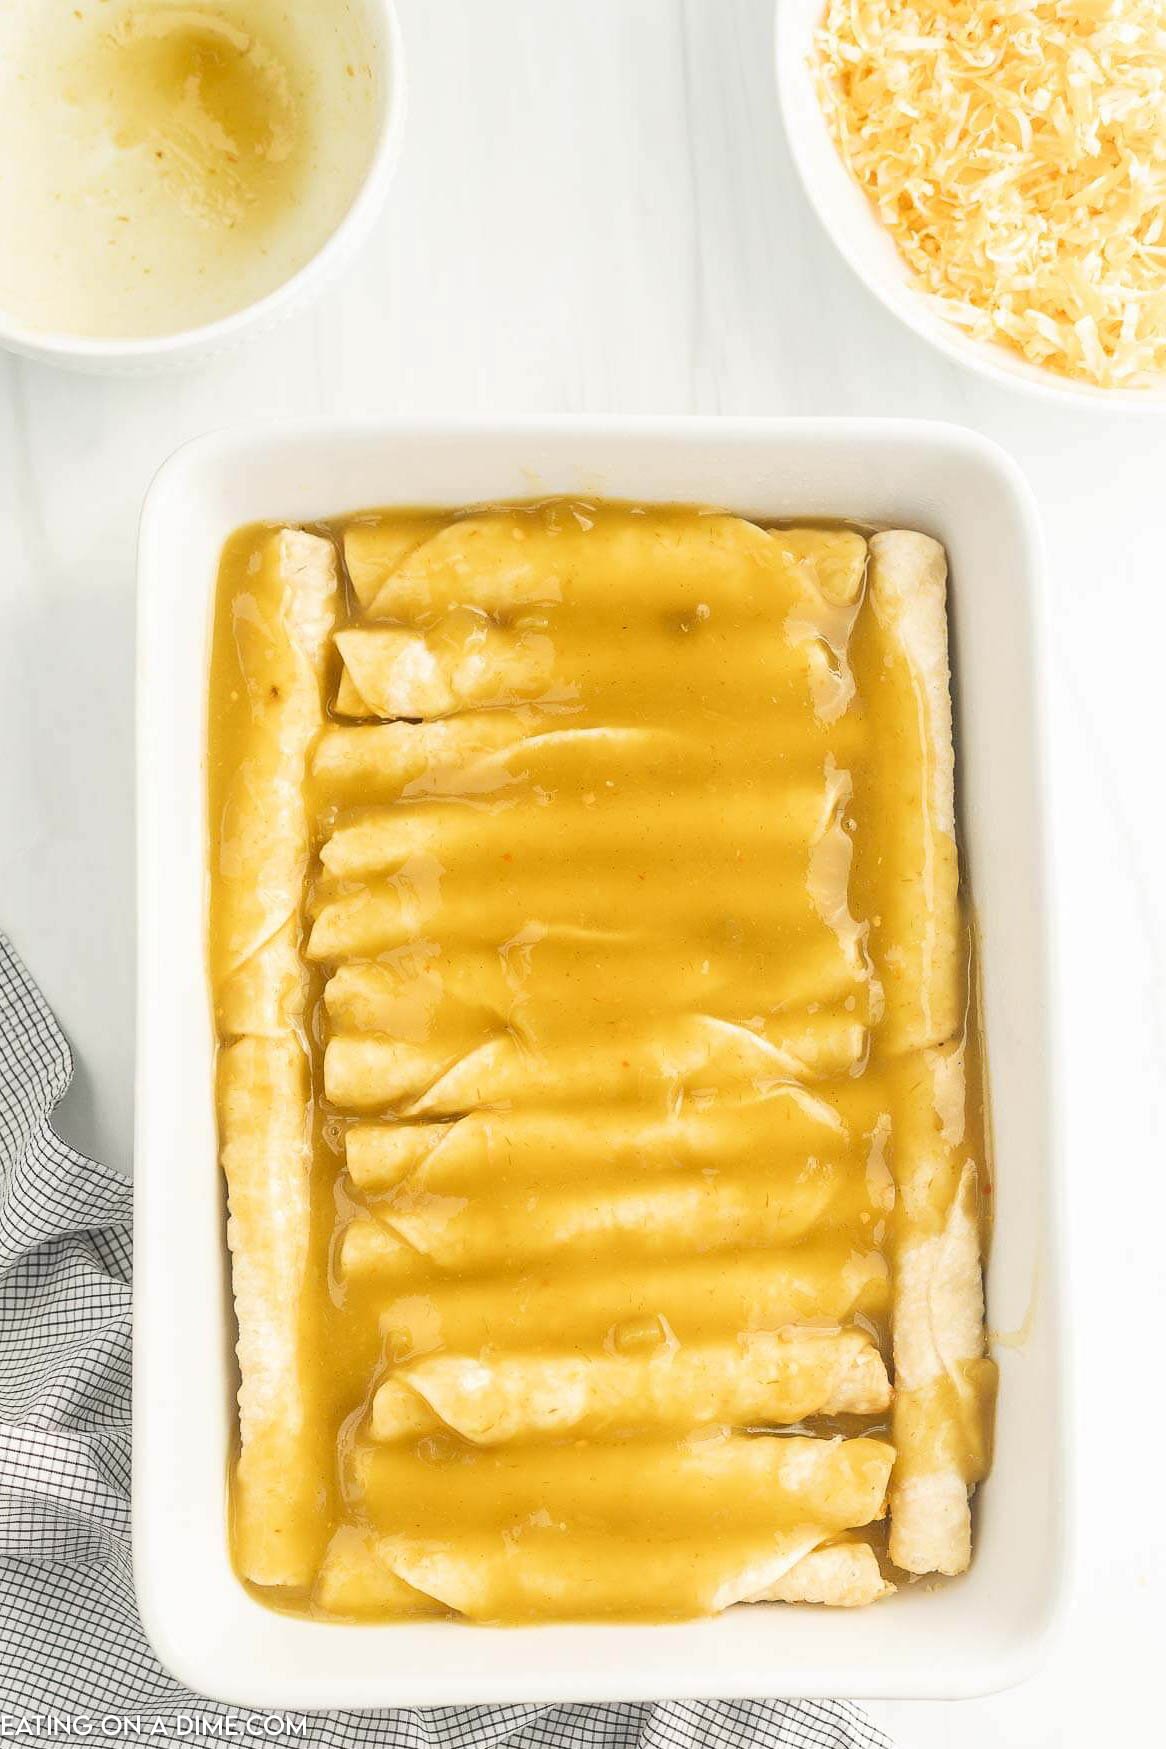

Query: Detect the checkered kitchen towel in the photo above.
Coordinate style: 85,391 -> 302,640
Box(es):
0,934 -> 891,1749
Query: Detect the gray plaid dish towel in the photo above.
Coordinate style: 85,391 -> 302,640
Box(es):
0,934 -> 891,1749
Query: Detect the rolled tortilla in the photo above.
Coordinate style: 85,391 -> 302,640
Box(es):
346,513 -> 565,620
862,535 -> 991,1577
315,1524 -> 443,1618
807,756 -> 867,976
307,876 -> 867,1002
772,527 -> 868,722
312,1427 -> 895,1616
335,1214 -> 422,1282
219,1035 -> 317,1586
745,1540 -> 893,1607
313,1529 -> 890,1618
310,711 -> 538,801
365,1528 -> 873,1622
865,531 -> 961,1054
332,1434 -> 893,1618
323,940 -> 865,1042
353,1432 -> 893,1540
378,1242 -> 890,1355
346,1120 -> 453,1189
323,1012 -> 864,1113
322,955 -> 488,1042
313,718 -> 691,802
216,917 -> 303,1041
318,785 -> 843,880
333,622 -> 556,719
772,528 -> 867,608
370,1329 -> 890,1443
340,1164 -> 875,1280
324,1034 -> 478,1109
210,528 -> 337,1585
343,1091 -> 848,1194
342,516 -> 445,609
888,1048 -> 995,1575
348,510 -> 862,625
306,881 -> 604,960
210,528 -> 337,1035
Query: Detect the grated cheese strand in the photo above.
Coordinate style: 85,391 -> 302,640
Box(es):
815,0 -> 1166,387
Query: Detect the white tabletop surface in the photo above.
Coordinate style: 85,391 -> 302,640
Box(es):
0,0 -> 1162,1739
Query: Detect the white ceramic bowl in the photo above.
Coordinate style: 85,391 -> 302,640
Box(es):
135,416 -> 1068,1709
0,1 -> 405,375
775,0 -> 1166,409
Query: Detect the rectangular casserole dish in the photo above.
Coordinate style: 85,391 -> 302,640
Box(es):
134,416 -> 1066,1707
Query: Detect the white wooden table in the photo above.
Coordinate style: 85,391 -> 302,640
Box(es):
1,1 -> 1162,1739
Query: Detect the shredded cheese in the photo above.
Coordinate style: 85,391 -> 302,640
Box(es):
815,0 -> 1166,387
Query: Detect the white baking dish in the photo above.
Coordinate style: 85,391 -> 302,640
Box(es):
134,417 -> 1067,1708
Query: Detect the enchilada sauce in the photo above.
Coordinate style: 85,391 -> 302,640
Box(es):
208,501 -> 995,1621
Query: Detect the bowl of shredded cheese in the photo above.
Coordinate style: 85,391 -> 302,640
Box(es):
777,0 -> 1166,403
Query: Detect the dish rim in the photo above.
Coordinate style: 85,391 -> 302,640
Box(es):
134,414 -> 1070,1707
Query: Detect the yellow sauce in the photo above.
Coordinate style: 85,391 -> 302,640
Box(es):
207,501 -> 995,1623
84,6 -> 305,233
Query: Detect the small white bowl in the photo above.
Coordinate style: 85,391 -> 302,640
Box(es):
775,0 -> 1166,410
0,0 -> 405,376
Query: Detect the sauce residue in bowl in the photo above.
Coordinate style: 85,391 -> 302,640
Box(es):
0,0 -> 381,340
88,6 -> 305,232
